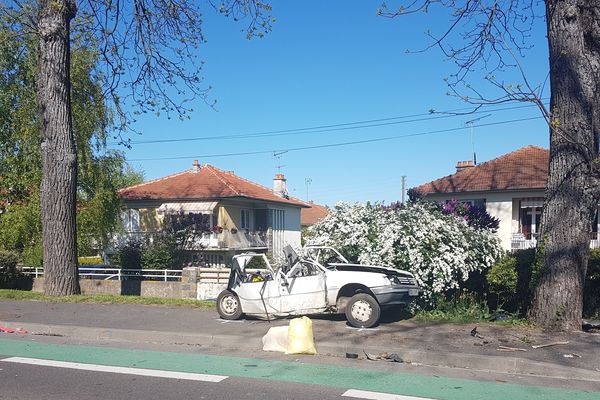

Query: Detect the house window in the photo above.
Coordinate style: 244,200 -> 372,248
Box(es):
518,198 -> 544,240
121,209 -> 140,232
241,209 -> 253,230
519,207 -> 542,240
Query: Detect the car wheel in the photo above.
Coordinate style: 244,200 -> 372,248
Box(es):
345,293 -> 381,328
217,290 -> 243,320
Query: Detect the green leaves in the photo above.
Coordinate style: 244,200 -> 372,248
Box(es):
0,22 -> 143,263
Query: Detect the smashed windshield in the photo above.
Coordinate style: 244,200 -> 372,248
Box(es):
304,247 -> 349,267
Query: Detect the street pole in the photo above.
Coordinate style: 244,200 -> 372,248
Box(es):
401,175 -> 406,204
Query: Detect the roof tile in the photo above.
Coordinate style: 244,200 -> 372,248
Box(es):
301,203 -> 329,225
413,146 -> 548,194
119,165 -> 309,207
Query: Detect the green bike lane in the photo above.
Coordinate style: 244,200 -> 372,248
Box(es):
0,338 -> 598,400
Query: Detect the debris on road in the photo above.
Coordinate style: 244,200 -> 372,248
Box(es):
582,320 -> 600,332
262,325 -> 288,353
286,316 -> 317,355
345,352 -> 359,359
262,317 -> 317,355
0,326 -> 27,334
363,350 -> 403,363
532,341 -> 569,349
563,353 -> 582,358
32,332 -> 64,337
496,345 -> 527,352
470,326 -> 484,339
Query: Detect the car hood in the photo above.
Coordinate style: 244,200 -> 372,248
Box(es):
327,263 -> 414,278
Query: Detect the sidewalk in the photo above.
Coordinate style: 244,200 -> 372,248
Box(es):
1,299 -> 599,382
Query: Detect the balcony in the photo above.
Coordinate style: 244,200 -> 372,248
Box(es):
112,230 -> 268,252
182,230 -> 267,250
511,233 -> 536,250
511,232 -> 600,251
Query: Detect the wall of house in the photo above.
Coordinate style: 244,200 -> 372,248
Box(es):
139,208 -> 162,232
423,191 -> 539,250
484,193 -> 515,250
219,206 -> 239,230
282,206 -> 302,249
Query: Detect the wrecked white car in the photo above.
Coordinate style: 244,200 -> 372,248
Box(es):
216,246 -> 420,328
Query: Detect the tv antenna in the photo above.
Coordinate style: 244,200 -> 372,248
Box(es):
464,113 -> 491,165
305,178 -> 312,201
273,150 -> 288,173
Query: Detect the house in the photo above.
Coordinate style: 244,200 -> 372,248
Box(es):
300,202 -> 329,227
117,161 -> 309,267
412,146 -> 599,251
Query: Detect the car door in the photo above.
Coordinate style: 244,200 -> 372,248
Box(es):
233,254 -> 281,315
279,260 -> 327,314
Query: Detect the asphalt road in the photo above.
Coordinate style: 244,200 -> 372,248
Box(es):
0,336 -> 598,400
2,299 -> 598,373
0,358 -> 346,400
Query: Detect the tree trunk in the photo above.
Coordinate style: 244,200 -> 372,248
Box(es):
37,0 -> 80,296
529,0 -> 600,331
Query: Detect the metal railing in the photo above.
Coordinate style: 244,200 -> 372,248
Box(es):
19,266 -> 183,282
111,230 -> 268,251
511,235 -> 537,250
512,233 -> 600,251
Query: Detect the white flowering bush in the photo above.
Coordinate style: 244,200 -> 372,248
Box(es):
306,201 -> 505,304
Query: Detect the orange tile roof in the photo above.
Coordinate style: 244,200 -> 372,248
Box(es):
413,146 -> 549,195
301,203 -> 329,225
119,164 -> 309,207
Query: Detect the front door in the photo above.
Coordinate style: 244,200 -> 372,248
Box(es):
279,260 -> 327,314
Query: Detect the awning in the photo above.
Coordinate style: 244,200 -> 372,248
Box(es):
157,201 -> 218,215
520,198 -> 544,208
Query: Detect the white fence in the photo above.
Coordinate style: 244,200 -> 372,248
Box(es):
18,266 -> 238,283
511,234 -> 600,251
20,267 -> 183,282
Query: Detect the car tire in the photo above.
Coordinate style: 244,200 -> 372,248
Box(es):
217,290 -> 243,320
345,293 -> 381,328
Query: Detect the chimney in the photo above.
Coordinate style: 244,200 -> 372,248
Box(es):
456,160 -> 475,173
273,173 -> 289,198
192,160 -> 201,172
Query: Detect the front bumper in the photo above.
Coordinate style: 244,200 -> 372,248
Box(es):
371,285 -> 420,306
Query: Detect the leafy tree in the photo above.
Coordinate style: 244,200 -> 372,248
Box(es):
0,16 -> 143,267
381,1 -> 600,331
1,1 -> 272,295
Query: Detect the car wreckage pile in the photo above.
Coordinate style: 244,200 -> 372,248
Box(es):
216,246 -> 421,328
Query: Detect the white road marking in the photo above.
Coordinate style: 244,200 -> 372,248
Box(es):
342,389 -> 435,400
345,326 -> 380,332
216,318 -> 245,323
1,357 -> 228,383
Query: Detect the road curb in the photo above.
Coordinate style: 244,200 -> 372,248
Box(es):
2,320 -> 599,383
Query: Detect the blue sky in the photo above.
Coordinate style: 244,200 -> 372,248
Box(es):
114,1 -> 550,206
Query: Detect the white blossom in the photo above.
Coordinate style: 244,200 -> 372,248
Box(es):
306,202 -> 505,305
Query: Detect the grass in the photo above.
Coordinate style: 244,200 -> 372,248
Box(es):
0,289 -> 216,309
412,294 -> 531,326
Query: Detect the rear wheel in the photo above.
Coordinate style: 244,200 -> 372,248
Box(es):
345,293 -> 380,328
217,290 -> 243,320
